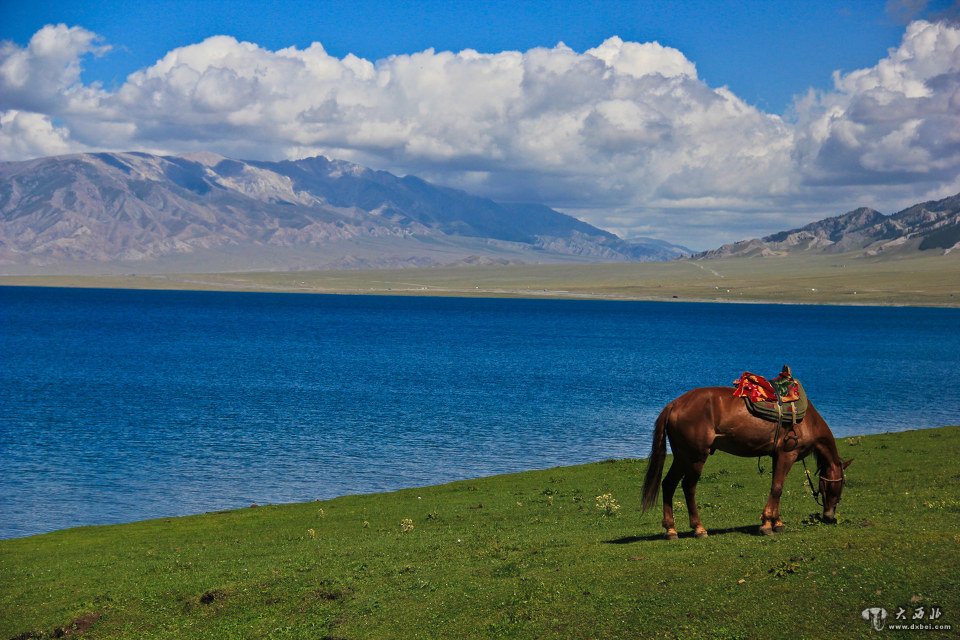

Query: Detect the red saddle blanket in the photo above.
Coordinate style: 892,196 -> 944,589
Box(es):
732,370 -> 801,404
732,365 -> 807,425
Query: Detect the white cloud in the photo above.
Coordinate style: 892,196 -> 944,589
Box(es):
793,20 -> 960,190
81,33 -> 792,217
585,37 -> 698,79
0,20 -> 958,247
0,110 -> 82,159
0,24 -> 108,114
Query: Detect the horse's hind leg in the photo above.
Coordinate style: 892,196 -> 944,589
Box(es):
661,458 -> 685,540
682,458 -> 709,538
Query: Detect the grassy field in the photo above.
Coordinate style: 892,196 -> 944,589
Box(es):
2,427 -> 958,639
2,251 -> 959,306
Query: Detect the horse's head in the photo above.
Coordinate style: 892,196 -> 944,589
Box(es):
821,458 -> 853,523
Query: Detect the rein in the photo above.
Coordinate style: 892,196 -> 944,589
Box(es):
801,456 -> 845,507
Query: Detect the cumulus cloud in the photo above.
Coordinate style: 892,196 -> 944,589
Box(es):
0,110 -> 82,158
792,20 -> 960,206
0,20 -> 959,246
0,24 -> 108,113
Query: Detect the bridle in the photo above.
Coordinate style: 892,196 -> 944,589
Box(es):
801,456 -> 845,508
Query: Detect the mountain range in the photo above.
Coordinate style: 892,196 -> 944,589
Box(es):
2,151 -> 957,274
0,152 -> 688,274
695,193 -> 960,259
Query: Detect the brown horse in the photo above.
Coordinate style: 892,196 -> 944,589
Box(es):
641,386 -> 852,538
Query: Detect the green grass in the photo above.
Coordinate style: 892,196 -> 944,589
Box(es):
3,251 -> 959,306
2,427 -> 959,639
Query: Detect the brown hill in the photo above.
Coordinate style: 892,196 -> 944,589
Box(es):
695,193 -> 960,259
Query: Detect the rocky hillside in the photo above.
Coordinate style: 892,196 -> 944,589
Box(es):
695,193 -> 960,259
0,152 -> 688,273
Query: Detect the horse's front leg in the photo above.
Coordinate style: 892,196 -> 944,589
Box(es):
760,451 -> 797,535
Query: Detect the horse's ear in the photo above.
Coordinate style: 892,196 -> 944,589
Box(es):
843,458 -> 854,469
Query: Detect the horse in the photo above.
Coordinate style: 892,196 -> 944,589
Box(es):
641,386 -> 852,538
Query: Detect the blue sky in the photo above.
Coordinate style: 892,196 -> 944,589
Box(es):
1,1 -> 959,247
1,0 -> 948,112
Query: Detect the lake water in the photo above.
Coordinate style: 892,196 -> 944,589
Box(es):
2,286 -> 959,539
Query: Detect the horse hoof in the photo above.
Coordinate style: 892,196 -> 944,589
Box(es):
665,529 -> 679,540
695,528 -> 709,539
759,524 -> 774,536
773,523 -> 785,533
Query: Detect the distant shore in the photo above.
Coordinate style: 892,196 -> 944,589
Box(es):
2,252 -> 958,307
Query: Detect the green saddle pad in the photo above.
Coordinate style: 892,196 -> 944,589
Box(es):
743,379 -> 808,424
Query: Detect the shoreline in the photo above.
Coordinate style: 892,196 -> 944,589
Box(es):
1,270 -> 958,308
2,250 -> 960,308
3,423 -> 953,542
1,278 -> 956,309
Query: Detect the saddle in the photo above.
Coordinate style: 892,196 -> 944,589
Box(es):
732,365 -> 808,425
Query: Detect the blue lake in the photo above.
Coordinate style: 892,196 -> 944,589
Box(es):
1,286 -> 959,539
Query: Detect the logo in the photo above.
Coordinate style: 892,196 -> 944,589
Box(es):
862,607 -> 889,631
862,605 -> 951,632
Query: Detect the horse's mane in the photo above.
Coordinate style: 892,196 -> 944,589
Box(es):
812,430 -> 842,476
813,446 -> 828,476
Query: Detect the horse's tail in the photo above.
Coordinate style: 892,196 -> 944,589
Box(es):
641,403 -> 671,513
